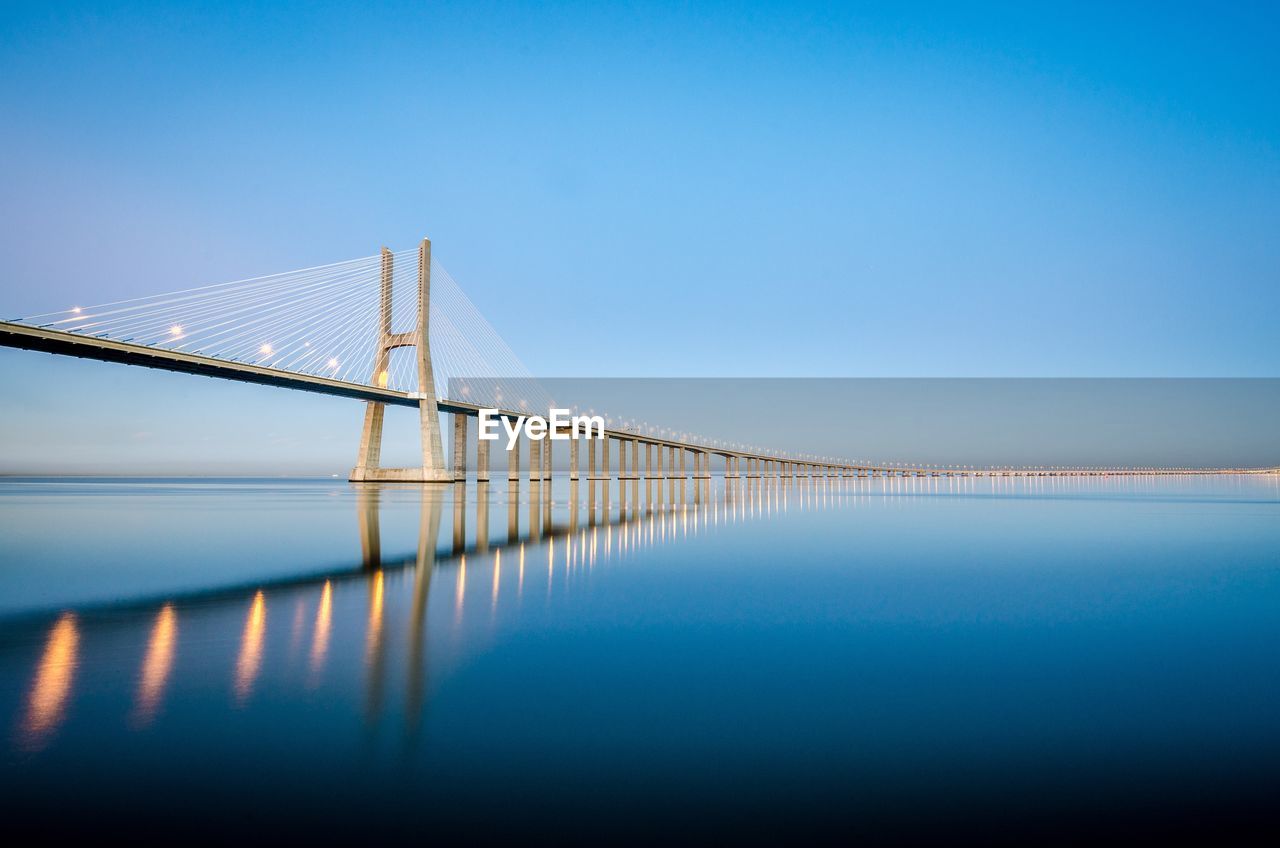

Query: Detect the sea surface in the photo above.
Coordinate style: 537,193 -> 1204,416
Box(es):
1,474 -> 1278,841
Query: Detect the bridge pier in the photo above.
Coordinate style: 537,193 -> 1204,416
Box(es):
618,437 -> 629,479
350,240 -> 453,483
692,451 -> 709,479
452,414 -> 468,481
508,431 -> 520,482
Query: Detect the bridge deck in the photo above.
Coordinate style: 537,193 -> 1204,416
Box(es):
1,321 -> 1268,476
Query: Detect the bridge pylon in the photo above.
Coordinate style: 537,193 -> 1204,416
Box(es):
350,237 -> 454,483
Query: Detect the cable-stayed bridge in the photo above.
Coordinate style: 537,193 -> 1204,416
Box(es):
0,237 -> 1271,480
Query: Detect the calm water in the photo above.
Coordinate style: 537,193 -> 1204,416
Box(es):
1,474 -> 1278,841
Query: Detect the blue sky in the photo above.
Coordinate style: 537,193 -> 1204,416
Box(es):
1,1 -> 1277,472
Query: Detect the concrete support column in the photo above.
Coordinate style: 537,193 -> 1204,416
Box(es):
632,440 -> 640,478
679,448 -> 686,478
602,436 -> 611,479
570,437 -> 580,481
477,431 -> 489,482
657,444 -> 665,478
452,413 -> 468,481
542,435 -> 552,481
588,435 -> 599,479
646,444 -> 654,479
618,437 -> 628,478
528,436 -> 540,483
508,430 -> 520,482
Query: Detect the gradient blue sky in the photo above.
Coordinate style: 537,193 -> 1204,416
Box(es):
1,1 -> 1277,472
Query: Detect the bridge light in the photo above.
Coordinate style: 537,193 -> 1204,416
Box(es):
260,343 -> 273,356
377,370 -> 389,388
327,358 -> 339,370
169,325 -> 183,338
71,306 -> 82,315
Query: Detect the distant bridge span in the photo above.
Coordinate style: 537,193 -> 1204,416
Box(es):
1,238 -> 1272,481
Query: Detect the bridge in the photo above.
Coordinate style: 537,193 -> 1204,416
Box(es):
1,237 -> 1272,481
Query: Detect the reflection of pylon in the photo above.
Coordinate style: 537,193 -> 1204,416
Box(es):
349,238 -> 453,482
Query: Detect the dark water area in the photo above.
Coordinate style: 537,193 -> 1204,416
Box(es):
1,474 -> 1279,843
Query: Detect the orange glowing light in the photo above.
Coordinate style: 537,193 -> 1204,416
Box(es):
131,604 -> 177,728
364,571 -> 384,665
19,612 -> 78,751
234,591 -> 266,704
455,555 -> 467,616
308,581 -> 332,683
377,370 -> 389,388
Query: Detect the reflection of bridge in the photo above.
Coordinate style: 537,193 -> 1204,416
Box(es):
12,467 -> 1275,753
11,474 -> 816,751
1,237 -> 1271,479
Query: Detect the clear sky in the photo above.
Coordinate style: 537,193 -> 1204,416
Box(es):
1,1 -> 1277,472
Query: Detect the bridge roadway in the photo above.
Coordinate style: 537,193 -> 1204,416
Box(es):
2,320 -> 1271,479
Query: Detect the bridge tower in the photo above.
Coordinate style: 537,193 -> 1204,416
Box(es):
350,237 -> 454,482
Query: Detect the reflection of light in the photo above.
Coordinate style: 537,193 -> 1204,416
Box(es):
455,555 -> 467,617
131,604 -> 177,728
71,306 -> 81,314
234,591 -> 266,704
19,612 -> 78,751
169,324 -> 183,338
328,357 -> 339,370
364,571 -> 384,664
518,544 -> 525,597
309,581 -> 333,683
491,550 -> 501,612
259,343 -> 273,356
